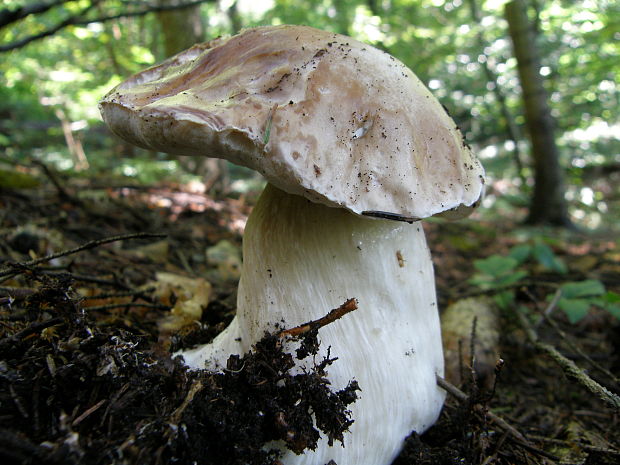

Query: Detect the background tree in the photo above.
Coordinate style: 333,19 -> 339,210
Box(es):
0,0 -> 617,230
505,0 -> 571,226
156,0 -> 204,57
153,0 -> 231,192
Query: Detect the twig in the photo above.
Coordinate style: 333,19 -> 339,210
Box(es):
0,2 -> 96,52
0,273 -> 19,285
437,374 -> 563,461
540,293 -> 619,386
31,159 -> 75,202
436,374 -> 468,401
54,273 -> 132,289
512,438 -> 563,461
436,375 -> 528,443
516,311 -> 620,411
0,316 -> 64,347
278,298 -> 358,338
175,248 -> 194,275
526,288 -> 619,385
526,434 -> 620,455
170,379 -> 203,425
72,399 -> 107,426
81,288 -> 155,300
0,0 -> 74,29
542,288 -> 562,318
480,430 -> 510,465
85,302 -> 170,312
1,0 -> 216,52
0,287 -> 37,300
0,232 -> 166,278
469,316 -> 479,396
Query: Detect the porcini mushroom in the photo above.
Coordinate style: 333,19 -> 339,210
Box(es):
99,25 -> 485,465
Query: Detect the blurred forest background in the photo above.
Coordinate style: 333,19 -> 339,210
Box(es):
1,0 -> 618,230
1,2 -> 620,464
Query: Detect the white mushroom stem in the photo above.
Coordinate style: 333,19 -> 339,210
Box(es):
179,183 -> 446,465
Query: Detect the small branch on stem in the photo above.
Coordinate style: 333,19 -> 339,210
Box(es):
279,298 -> 358,338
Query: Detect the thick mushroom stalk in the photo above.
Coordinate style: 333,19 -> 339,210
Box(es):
180,183 -> 445,465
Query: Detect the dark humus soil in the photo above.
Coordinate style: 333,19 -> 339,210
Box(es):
1,182 -> 618,464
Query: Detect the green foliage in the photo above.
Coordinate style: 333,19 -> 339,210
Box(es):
0,0 -> 617,227
470,242 -> 618,322
556,280 -> 620,323
471,240 -> 567,290
601,292 -> 620,320
471,248 -> 526,310
472,255 -> 527,289
530,242 -> 568,274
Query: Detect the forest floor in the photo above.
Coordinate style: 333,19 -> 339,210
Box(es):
1,176 -> 619,465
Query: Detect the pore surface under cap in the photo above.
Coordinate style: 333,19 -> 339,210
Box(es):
100,25 -> 484,220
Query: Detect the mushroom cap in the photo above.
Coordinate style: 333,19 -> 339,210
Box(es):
100,25 -> 484,220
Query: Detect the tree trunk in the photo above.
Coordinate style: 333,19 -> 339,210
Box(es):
467,0 -> 525,185
156,0 -> 204,57
155,1 -> 230,194
226,0 -> 242,34
505,0 -> 571,226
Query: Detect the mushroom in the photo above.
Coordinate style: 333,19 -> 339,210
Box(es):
99,25 -> 485,465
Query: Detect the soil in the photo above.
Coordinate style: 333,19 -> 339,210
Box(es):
1,179 -> 618,465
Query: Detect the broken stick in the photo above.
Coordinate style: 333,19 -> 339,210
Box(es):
279,298 -> 358,338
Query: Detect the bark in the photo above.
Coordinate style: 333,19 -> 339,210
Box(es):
95,3 -> 125,76
505,0 -> 571,226
467,0 -> 525,185
155,0 -> 229,193
156,0 -> 204,57
226,0 -> 242,34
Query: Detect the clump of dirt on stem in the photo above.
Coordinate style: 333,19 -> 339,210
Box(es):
0,273 -> 359,465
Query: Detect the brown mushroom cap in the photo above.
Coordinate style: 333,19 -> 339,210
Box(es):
100,25 -> 484,220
